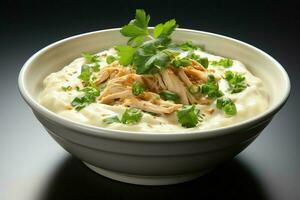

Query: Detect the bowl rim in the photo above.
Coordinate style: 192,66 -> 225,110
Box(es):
18,28 -> 291,142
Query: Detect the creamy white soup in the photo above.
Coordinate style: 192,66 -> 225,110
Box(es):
38,9 -> 268,133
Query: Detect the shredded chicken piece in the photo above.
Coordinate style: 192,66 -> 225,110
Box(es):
95,65 -> 133,84
177,69 -> 193,87
99,73 -> 142,104
191,60 -> 207,71
160,68 -> 190,105
123,97 -> 181,115
100,90 -> 132,104
94,62 -> 215,114
155,74 -> 167,90
183,66 -> 208,83
141,76 -> 159,93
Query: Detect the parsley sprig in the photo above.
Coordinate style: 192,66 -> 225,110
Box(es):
103,108 -> 143,125
224,71 -> 247,93
115,9 -> 178,74
120,9 -> 150,47
71,87 -> 100,111
201,75 -> 224,99
78,52 -> 101,85
211,58 -> 233,67
177,105 -> 202,128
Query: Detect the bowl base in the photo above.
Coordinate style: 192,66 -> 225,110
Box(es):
83,162 -> 211,186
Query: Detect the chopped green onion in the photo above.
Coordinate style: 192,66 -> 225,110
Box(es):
159,90 -> 179,102
103,115 -> 121,124
189,84 -> 200,94
216,97 -> 237,115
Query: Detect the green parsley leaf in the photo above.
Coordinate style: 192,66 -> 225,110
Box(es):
78,64 -> 92,83
132,38 -> 171,74
179,41 -> 204,51
61,86 -> 72,91
120,24 -> 148,37
153,24 -> 164,38
106,55 -> 117,64
177,105 -> 202,128
71,86 -> 100,111
224,71 -> 247,93
71,97 -> 88,111
216,98 -> 237,115
128,35 -> 146,47
187,52 -> 209,68
115,45 -> 136,66
199,57 -> 209,68
82,52 -> 100,63
201,75 -> 224,99
132,82 -> 145,96
80,86 -> 100,97
91,63 -> 100,72
120,9 -> 150,47
134,9 -> 150,29
103,115 -> 121,124
172,57 -> 191,68
211,58 -> 233,67
121,108 -> 143,124
153,19 -> 178,39
159,90 -> 179,102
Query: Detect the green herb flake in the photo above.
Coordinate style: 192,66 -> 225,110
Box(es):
91,63 -> 100,72
106,55 -> 117,64
78,64 -> 92,83
115,45 -> 136,66
201,75 -> 224,99
103,115 -> 121,124
71,87 -> 100,111
133,41 -> 171,74
159,90 -> 179,103
132,82 -> 145,96
61,86 -> 72,91
199,57 -> 209,68
216,98 -> 237,115
177,105 -> 202,128
211,58 -> 233,67
179,41 -> 204,51
172,57 -> 191,68
224,71 -> 247,93
121,108 -> 143,124
82,52 -> 100,63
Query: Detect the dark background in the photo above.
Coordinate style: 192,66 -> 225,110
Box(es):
0,0 -> 299,199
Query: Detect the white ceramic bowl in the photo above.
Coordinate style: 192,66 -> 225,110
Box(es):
18,28 -> 290,185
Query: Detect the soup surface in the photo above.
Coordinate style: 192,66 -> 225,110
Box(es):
38,9 -> 269,133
